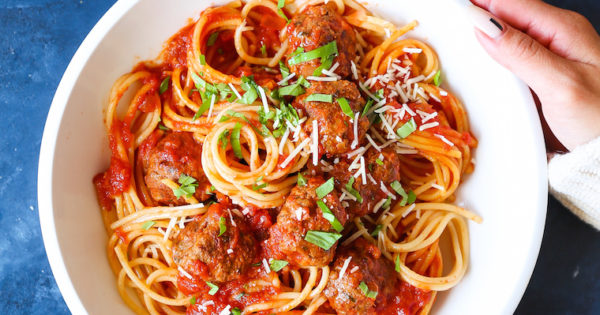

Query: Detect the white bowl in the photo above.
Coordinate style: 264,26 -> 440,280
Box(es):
38,0 -> 548,314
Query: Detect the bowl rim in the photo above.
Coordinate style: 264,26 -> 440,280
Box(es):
38,1 -> 136,313
37,0 -> 548,314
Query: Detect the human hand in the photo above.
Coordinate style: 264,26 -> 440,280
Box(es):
467,0 -> 600,151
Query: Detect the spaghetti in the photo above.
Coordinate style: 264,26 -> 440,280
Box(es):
93,0 -> 482,314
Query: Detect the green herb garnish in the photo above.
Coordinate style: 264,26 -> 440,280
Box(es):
315,177 -> 335,199
141,221 -> 156,230
396,118 -> 417,139
358,281 -> 378,298
207,32 -> 219,46
297,173 -> 307,186
173,175 -> 198,198
218,217 -> 227,236
288,41 -> 338,65
206,281 -> 219,295
231,122 -> 243,159
371,224 -> 383,237
306,93 -> 333,103
316,201 -> 344,232
159,77 -> 170,95
433,70 -> 442,86
269,259 -> 289,272
304,230 -> 342,250
337,97 -> 354,118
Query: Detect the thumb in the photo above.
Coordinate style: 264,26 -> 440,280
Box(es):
466,5 -> 572,94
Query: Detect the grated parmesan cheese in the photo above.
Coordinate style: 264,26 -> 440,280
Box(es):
338,256 -> 352,280
312,120 -> 319,166
281,138 -> 311,168
419,122 -> 440,131
258,86 -> 269,113
277,73 -> 296,86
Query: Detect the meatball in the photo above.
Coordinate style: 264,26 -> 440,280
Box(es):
295,80 -> 369,156
330,146 -> 402,217
286,4 -> 356,78
143,132 -> 211,205
324,238 -> 398,315
172,203 -> 256,283
267,176 -> 348,267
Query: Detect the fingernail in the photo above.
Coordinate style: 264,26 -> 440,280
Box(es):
466,5 -> 505,38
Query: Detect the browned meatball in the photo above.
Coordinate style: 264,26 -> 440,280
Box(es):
324,238 -> 398,315
143,132 -> 211,205
295,80 -> 369,156
267,176 -> 348,267
172,203 -> 256,283
286,4 -> 356,78
331,146 -> 402,217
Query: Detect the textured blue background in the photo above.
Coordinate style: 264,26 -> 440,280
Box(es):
0,0 -> 598,314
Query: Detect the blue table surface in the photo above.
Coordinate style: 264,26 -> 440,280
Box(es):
1,0 -> 599,314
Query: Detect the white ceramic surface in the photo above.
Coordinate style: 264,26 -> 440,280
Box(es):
38,0 -> 548,314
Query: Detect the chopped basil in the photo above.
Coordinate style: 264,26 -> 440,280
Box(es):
141,221 -> 156,230
159,77 -> 170,95
304,230 -> 342,250
361,99 -> 373,117
207,32 -> 219,46
269,259 -> 289,272
260,44 -> 267,56
345,177 -> 363,203
391,181 -> 409,206
407,190 -> 417,204
375,89 -> 384,100
315,177 -> 335,199
231,307 -> 242,315
396,118 -> 417,138
297,173 -> 307,186
190,296 -> 196,305
252,182 -> 267,191
206,281 -> 219,295
370,224 -> 383,237
288,41 -> 338,65
375,158 -> 384,166
210,185 -> 216,192
193,96 -> 212,120
279,60 -> 290,80
219,130 -> 230,150
382,196 -> 392,209
199,54 -> 206,65
218,217 -> 227,236
358,281 -> 378,299
312,54 -> 334,76
306,93 -> 333,103
395,254 -> 401,272
240,76 -> 260,104
173,175 -> 198,198
231,122 -> 243,159
337,97 -> 354,118
433,70 -> 442,86
278,80 -> 305,96
316,201 -> 344,232
277,0 -> 288,22
219,110 -> 250,123
258,107 -> 276,124
158,124 -> 169,131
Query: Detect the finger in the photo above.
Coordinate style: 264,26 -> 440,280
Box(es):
470,0 -> 600,63
467,5 -> 574,94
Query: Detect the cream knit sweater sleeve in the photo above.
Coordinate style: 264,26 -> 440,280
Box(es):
548,136 -> 600,229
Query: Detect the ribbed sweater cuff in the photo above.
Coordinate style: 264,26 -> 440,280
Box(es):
548,136 -> 600,230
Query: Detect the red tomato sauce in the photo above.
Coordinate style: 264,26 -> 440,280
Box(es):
378,281 -> 432,315
93,120 -> 133,211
